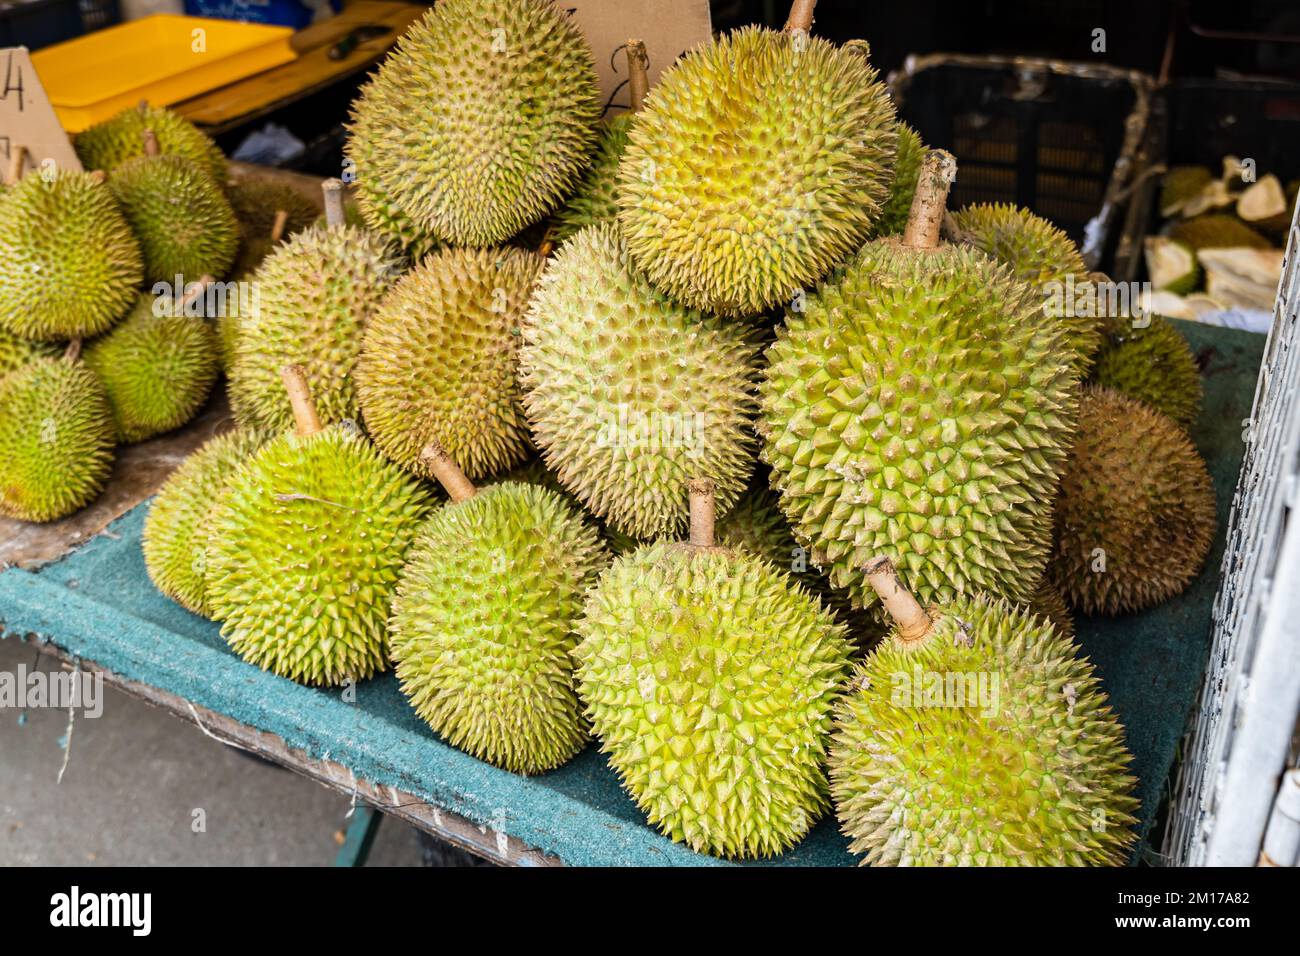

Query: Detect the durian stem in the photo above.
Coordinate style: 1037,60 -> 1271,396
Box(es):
5,144 -> 26,186
271,209 -> 289,244
420,443 -> 477,503
63,339 -> 82,364
902,150 -> 958,252
538,223 -> 556,259
142,129 -> 160,158
626,39 -> 649,112
322,178 -> 346,229
784,0 -> 817,33
688,479 -> 716,549
281,365 -> 324,438
863,556 -> 932,642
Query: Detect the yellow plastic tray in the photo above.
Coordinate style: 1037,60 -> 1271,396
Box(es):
31,15 -> 297,132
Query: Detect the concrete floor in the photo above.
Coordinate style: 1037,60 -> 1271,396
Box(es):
0,636 -> 457,866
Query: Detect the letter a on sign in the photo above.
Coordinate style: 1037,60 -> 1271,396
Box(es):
0,47 -> 83,184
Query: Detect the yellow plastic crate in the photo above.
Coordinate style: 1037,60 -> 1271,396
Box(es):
31,15 -> 297,132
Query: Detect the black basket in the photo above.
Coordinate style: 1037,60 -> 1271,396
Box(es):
889,54 -> 1153,270
0,0 -> 119,52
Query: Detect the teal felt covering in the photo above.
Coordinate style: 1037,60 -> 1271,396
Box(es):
0,320 -> 1265,866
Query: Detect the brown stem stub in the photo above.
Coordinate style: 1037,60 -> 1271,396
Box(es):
63,339 -> 83,364
784,0 -> 817,33
281,365 -> 324,438
688,479 -> 716,549
322,178 -> 346,229
6,144 -> 26,187
420,443 -> 477,503
863,556 -> 933,643
271,209 -> 290,244
142,129 -> 161,158
626,39 -> 649,113
87,170 -> 108,185
902,149 -> 957,251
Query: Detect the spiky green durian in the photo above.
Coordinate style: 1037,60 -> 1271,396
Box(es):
0,356 -> 115,522
1091,315 -> 1202,426
227,225 -> 405,433
82,295 -> 220,443
553,112 -> 632,243
205,422 -> 432,686
0,171 -> 143,342
575,515 -> 853,858
75,104 -> 227,184
347,0 -> 601,247
143,427 -> 266,616
225,178 -> 321,243
108,154 -> 239,284
346,130 -> 441,261
356,247 -> 542,481
1159,166 -> 1213,218
1025,577 -> 1075,642
1168,214 -> 1271,251
761,238 -> 1077,615
951,202 -> 1100,373
618,26 -> 896,316
390,466 -> 606,774
1049,386 -> 1215,615
867,122 -> 927,240
830,576 -> 1138,865
521,223 -> 759,540
0,328 -> 59,380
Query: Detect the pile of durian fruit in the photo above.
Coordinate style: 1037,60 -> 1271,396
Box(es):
0,0 -> 1224,865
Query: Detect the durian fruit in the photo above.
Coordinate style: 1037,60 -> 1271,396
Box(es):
1143,236 -> 1200,294
1236,173 -> 1291,238
1025,576 -> 1075,642
83,292 -> 220,443
346,130 -> 441,261
108,130 -> 239,284
0,346 -> 115,522
1049,386 -> 1216,615
1091,314 -> 1202,426
75,103 -> 227,184
616,7 -> 897,316
951,201 -> 1101,373
0,170 -> 143,342
1168,214 -> 1271,251
520,223 -> 759,540
205,366 -> 432,685
1159,165 -> 1213,218
347,0 -> 601,247
829,557 -> 1138,865
761,153 -> 1077,616
388,444 -> 606,773
225,178 -> 321,243
575,481 -> 853,858
227,180 -> 406,433
356,246 -> 542,481
143,427 -> 266,616
867,122 -> 928,240
0,328 -> 59,380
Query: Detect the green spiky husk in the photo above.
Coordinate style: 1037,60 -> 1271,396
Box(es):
205,426 -> 432,685
867,122 -> 927,240
0,328 -> 60,380
143,427 -> 267,616
347,0 -> 601,247
227,225 -> 405,433
0,358 -> 115,522
0,171 -> 143,342
617,26 -> 896,317
575,540 -> 853,858
357,246 -> 542,481
552,112 -> 632,243
761,238 -> 1077,614
951,202 -> 1100,374
1168,214 -> 1272,251
521,224 -> 759,539
225,178 -> 322,243
75,105 -> 227,184
1025,577 -> 1075,642
82,295 -> 220,443
1091,315 -> 1202,426
389,481 -> 606,774
345,131 -> 441,261
829,592 -> 1138,865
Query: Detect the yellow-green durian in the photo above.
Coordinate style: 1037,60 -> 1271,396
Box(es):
1091,314 -> 1202,426
75,104 -> 227,184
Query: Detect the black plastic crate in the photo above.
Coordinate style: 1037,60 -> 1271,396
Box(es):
889,53 -> 1154,269
0,0 -> 118,52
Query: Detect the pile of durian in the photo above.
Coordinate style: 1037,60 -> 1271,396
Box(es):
0,0 -> 1223,866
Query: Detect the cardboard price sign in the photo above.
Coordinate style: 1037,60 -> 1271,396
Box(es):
0,47 -> 82,183
564,0 -> 712,113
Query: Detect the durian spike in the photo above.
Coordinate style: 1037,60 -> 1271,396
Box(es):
142,128 -> 161,158
688,478 -> 716,548
321,178 -> 346,229
281,364 -> 324,438
420,443 -> 477,503
5,144 -> 26,186
784,0 -> 817,33
63,339 -> 83,364
902,150 -> 958,252
863,556 -> 933,643
626,39 -> 649,112
177,275 -> 215,315
270,209 -> 289,244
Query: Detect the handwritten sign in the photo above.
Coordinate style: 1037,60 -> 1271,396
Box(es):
0,47 -> 82,183
564,0 -> 712,113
